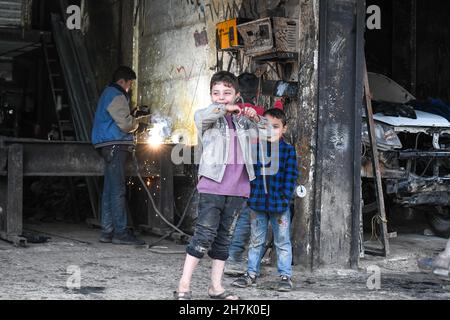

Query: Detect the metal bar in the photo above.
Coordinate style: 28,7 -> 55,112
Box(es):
313,0 -> 328,269
0,42 -> 41,58
399,151 -> 450,159
6,144 -> 22,237
0,28 -> 50,46
142,146 -> 175,231
42,40 -> 64,139
363,61 -> 390,256
159,145 -> 174,230
0,140 -> 182,245
0,138 -> 184,177
0,175 -> 6,234
351,0 -> 366,269
410,0 -> 417,95
51,14 -> 88,141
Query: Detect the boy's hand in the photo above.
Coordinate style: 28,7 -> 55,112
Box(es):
242,107 -> 260,122
226,104 -> 242,115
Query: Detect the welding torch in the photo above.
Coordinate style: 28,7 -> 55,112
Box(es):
132,106 -> 152,133
133,105 -> 151,118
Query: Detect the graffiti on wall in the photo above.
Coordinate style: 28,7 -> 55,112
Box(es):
182,0 -> 259,22
194,28 -> 209,46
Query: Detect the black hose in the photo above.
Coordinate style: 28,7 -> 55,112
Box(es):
131,148 -> 194,249
146,188 -> 196,249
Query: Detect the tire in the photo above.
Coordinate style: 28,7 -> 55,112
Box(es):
427,208 -> 450,238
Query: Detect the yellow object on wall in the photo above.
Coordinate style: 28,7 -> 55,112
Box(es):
216,18 -> 241,51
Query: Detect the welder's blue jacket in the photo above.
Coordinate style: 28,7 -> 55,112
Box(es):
91,84 -> 139,149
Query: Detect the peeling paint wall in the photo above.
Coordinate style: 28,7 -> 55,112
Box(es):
136,0 -> 299,144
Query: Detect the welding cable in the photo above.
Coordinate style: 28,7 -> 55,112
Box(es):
146,188 -> 196,250
147,247 -> 186,254
131,151 -> 191,238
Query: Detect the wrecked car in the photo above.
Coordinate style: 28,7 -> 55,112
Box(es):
362,73 -> 450,237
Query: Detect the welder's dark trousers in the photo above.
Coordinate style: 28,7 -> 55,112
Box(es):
100,145 -> 130,237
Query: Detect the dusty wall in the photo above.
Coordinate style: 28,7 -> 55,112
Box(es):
136,0 -> 300,144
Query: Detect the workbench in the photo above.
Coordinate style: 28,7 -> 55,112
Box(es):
0,137 -> 184,246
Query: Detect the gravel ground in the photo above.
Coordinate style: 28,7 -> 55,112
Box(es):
0,223 -> 449,300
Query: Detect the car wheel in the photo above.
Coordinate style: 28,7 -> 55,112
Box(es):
426,207 -> 450,238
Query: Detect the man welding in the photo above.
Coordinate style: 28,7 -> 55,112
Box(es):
92,66 -> 149,245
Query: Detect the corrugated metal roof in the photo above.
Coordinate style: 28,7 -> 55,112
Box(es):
0,0 -> 24,27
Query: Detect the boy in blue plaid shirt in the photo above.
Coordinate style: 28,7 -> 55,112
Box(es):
232,108 -> 298,292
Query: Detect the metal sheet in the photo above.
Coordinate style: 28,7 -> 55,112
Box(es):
374,111 -> 450,128
0,0 -> 23,27
368,72 -> 416,104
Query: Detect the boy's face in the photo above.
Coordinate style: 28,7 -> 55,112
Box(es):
266,115 -> 287,142
211,82 -> 239,105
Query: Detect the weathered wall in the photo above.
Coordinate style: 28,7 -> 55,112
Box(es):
136,0 -> 299,143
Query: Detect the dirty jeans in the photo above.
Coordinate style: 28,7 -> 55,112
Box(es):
187,193 -> 245,261
247,209 -> 292,278
228,204 -> 251,263
100,145 -> 130,237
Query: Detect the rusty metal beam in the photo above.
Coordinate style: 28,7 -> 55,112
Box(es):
0,138 -> 184,177
399,151 -> 450,159
0,144 -> 27,246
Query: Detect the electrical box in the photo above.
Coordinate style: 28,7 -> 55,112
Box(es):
237,17 -> 299,61
216,18 -> 243,51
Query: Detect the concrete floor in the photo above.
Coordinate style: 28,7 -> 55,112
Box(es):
0,222 -> 449,300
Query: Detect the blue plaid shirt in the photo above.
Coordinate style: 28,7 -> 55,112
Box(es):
248,139 -> 299,213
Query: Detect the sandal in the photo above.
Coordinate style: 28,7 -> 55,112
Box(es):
173,291 -> 192,300
208,290 -> 240,300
